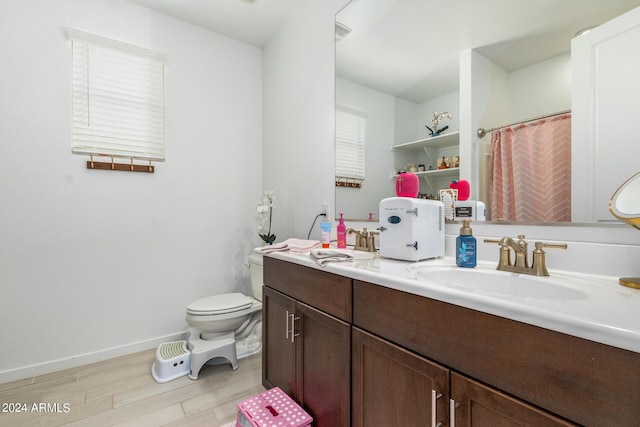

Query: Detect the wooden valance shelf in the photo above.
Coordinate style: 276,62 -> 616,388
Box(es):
336,176 -> 364,188
86,158 -> 155,173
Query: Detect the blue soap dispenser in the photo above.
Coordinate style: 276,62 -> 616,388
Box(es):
456,219 -> 476,268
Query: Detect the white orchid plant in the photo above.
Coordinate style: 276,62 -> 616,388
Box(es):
425,111 -> 453,137
255,190 -> 276,245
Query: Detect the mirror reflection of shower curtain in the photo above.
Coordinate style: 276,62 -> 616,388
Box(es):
489,113 -> 572,222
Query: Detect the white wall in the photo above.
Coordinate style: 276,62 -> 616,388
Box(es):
262,0 -> 350,238
508,53 -> 571,122
335,77 -> 395,220
414,92 -> 461,194
394,98 -> 419,143
0,0 -> 262,382
416,92 -> 460,139
460,50 -> 510,202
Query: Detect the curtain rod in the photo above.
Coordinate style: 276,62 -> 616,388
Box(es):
476,109 -> 571,139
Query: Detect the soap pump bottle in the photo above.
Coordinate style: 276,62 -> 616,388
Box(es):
337,213 -> 347,249
456,219 -> 476,268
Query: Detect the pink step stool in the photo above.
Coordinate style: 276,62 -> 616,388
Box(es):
236,387 -> 313,427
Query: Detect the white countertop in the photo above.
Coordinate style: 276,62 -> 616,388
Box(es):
265,250 -> 640,354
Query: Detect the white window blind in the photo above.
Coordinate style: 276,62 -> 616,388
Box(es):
336,106 -> 366,180
66,28 -> 166,161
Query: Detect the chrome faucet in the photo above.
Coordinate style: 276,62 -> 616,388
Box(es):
347,227 -> 379,252
485,235 -> 567,276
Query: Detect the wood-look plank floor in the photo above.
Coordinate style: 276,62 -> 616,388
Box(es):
0,349 -> 264,426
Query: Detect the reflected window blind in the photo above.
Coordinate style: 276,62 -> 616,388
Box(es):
336,106 -> 366,179
67,29 -> 166,161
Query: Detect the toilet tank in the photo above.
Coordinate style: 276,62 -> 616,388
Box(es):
248,253 -> 264,301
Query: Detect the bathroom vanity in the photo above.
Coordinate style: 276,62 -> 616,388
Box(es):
262,253 -> 640,427
262,257 -> 351,426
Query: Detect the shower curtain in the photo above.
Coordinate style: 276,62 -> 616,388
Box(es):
489,113 -> 572,222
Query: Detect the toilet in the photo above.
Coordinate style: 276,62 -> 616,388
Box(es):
185,253 -> 263,380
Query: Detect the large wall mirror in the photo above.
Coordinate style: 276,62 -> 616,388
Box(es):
335,0 -> 640,223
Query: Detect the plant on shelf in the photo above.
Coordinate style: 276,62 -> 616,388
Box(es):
425,111 -> 452,137
255,190 -> 276,244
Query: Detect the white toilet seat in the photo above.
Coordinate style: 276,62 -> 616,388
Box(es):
186,293 -> 253,315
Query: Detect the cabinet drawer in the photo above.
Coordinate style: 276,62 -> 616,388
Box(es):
264,257 -> 352,322
353,279 -> 640,426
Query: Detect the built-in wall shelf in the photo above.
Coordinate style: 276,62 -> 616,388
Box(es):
392,131 -> 459,152
390,167 -> 459,181
391,131 -> 460,193
390,168 -> 460,194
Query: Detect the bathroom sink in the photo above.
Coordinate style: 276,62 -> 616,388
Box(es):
408,264 -> 588,300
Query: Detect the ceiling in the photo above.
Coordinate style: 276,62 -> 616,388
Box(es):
126,0 -> 296,47
127,0 -> 640,103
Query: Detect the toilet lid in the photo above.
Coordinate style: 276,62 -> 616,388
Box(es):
187,293 -> 253,315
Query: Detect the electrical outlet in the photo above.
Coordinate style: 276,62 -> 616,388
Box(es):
321,202 -> 330,217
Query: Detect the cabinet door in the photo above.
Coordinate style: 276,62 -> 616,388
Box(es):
295,301 -> 351,427
352,328 -> 449,427
262,286 -> 296,395
450,372 -> 576,427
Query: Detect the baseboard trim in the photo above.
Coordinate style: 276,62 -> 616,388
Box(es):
0,331 -> 187,384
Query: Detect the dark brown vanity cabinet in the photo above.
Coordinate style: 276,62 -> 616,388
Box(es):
263,257 -> 640,426
352,328 -> 573,427
354,279 -> 640,426
263,258 -> 351,427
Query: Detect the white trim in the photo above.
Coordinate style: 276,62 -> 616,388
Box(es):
0,332 -> 186,384
336,104 -> 367,119
64,27 -> 167,63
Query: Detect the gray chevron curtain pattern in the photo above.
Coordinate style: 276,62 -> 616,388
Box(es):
489,113 -> 572,222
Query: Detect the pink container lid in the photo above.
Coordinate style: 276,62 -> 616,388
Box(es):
236,387 -> 313,427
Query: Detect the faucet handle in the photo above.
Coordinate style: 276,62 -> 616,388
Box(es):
483,238 -> 512,268
534,242 -> 568,251
367,230 -> 379,252
531,242 -> 568,276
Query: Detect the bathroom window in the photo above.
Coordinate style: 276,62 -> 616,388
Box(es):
67,29 -> 166,162
335,106 -> 366,186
